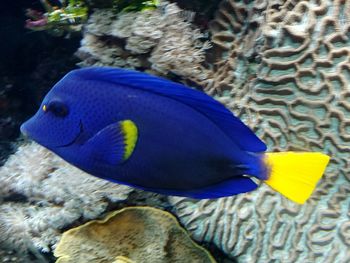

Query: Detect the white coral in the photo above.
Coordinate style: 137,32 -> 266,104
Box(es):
0,142 -> 133,253
149,3 -> 211,80
85,9 -> 116,36
0,204 -> 31,251
77,1 -> 211,81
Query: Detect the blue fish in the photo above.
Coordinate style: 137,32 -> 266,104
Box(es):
21,67 -> 329,204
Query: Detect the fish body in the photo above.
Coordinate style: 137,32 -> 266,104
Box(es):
21,67 -> 329,203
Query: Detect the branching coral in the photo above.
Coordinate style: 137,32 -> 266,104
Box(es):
148,5 -> 211,81
0,142 -> 133,254
0,204 -> 48,262
0,248 -> 28,263
76,1 -> 211,81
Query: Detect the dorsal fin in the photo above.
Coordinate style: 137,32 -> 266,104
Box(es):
70,67 -> 267,152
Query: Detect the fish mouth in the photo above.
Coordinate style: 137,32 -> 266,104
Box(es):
20,123 -> 29,137
58,120 -> 85,148
20,115 -> 85,148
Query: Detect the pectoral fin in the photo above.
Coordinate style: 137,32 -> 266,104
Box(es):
84,120 -> 138,165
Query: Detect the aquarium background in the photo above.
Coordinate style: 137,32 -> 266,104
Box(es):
0,0 -> 80,166
0,0 -> 349,262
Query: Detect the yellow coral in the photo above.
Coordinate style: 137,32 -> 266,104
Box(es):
54,207 -> 216,263
113,256 -> 135,263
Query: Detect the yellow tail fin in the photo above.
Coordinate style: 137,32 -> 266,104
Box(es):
264,152 -> 330,204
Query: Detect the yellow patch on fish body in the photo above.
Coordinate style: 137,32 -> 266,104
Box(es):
119,120 -> 138,161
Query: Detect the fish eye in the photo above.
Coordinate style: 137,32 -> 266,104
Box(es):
47,100 -> 69,117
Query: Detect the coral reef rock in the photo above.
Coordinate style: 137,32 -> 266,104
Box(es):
170,1 -> 350,263
76,1 -> 210,82
0,142 -> 133,254
54,206 -> 216,263
0,248 -> 26,263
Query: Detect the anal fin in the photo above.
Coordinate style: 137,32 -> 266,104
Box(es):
138,177 -> 258,199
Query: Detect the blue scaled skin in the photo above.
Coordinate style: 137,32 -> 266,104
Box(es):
21,67 -> 268,199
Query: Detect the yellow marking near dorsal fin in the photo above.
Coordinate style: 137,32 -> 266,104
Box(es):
119,120 -> 138,161
264,152 -> 330,204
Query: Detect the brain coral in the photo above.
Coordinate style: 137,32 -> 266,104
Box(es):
54,207 -> 216,263
170,0 -> 350,262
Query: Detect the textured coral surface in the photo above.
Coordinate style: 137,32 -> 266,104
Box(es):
170,1 -> 350,262
76,2 -> 210,81
54,207 -> 216,263
0,143 -> 133,254
2,0 -> 350,262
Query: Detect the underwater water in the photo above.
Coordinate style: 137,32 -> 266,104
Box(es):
0,0 -> 349,263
